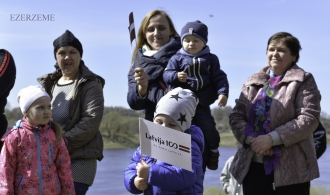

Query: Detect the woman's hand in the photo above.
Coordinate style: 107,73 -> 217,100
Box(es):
250,134 -> 273,155
177,71 -> 187,82
261,149 -> 274,156
134,68 -> 148,97
218,94 -> 228,107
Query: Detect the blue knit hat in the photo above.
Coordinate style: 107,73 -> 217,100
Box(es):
181,20 -> 208,44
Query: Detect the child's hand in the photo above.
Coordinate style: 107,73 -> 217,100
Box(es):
136,159 -> 150,180
134,176 -> 148,191
177,71 -> 187,82
218,94 -> 228,107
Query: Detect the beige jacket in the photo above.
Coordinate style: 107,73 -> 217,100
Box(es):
229,64 -> 321,187
38,62 -> 105,161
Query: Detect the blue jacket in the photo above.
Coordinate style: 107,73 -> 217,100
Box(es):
124,125 -> 205,195
163,46 -> 229,106
127,38 -> 181,121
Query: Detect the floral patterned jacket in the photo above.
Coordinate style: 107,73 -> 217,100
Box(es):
0,118 -> 75,195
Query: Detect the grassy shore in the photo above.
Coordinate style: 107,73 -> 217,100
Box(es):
204,186 -> 330,195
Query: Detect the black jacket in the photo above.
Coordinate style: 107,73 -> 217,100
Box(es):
0,49 -> 16,150
127,38 -> 181,121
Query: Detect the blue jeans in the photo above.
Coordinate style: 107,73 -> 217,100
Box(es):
74,182 -> 90,195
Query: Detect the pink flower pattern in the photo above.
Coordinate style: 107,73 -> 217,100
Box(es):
0,118 -> 75,194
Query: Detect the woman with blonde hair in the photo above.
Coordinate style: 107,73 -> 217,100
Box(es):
127,10 -> 181,121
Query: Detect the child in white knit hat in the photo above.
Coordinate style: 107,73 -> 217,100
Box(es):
124,87 -> 205,195
0,85 -> 75,195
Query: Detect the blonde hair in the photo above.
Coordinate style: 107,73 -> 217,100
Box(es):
50,121 -> 63,145
130,10 -> 179,65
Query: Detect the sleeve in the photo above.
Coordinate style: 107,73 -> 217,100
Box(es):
64,79 -> 104,153
313,122 -> 327,159
147,138 -> 203,191
220,157 -> 232,194
229,84 -> 250,148
55,137 -> 75,195
163,55 -> 180,87
210,55 -> 229,97
127,58 -> 149,111
0,134 -> 17,194
123,147 -> 144,194
275,73 -> 321,146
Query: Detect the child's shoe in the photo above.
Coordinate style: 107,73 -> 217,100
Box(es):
207,151 -> 219,170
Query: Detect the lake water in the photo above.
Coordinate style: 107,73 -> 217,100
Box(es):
87,146 -> 330,195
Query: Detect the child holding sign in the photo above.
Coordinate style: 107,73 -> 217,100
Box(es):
124,87 -> 205,195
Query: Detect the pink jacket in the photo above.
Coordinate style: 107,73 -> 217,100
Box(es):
0,118 -> 75,195
229,65 -> 321,187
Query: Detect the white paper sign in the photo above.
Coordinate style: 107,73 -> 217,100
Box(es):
139,118 -> 192,171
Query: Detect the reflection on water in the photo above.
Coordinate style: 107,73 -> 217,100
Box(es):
88,146 -> 330,195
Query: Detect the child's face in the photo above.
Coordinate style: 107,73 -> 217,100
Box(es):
25,96 -> 52,126
182,35 -> 205,54
154,114 -> 182,132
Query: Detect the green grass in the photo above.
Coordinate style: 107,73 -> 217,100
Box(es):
203,186 -> 330,195
219,131 -> 237,147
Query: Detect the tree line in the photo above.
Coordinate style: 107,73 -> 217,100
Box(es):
4,106 -> 330,148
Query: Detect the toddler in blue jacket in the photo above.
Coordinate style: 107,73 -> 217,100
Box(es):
124,87 -> 205,195
163,20 -> 229,170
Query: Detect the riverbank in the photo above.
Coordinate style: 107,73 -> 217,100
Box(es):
103,131 -> 330,149
88,147 -> 330,194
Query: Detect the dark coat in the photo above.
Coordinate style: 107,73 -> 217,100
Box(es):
0,49 -> 16,150
37,62 -> 105,161
127,37 -> 181,121
164,46 -> 229,106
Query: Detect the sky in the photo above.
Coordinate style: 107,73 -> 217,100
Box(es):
1,0 -> 329,115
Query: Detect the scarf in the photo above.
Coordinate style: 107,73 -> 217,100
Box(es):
245,73 -> 282,175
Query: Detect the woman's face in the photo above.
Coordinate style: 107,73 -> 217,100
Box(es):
145,14 -> 173,50
267,42 -> 296,75
56,46 -> 81,77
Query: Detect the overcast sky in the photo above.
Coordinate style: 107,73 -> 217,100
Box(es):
1,0 -> 329,115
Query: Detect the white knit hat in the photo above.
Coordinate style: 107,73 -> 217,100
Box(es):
154,87 -> 199,131
17,85 -> 50,114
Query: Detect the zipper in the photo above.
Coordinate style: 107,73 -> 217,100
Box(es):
49,143 -> 53,164
196,58 -> 203,89
34,127 -> 43,194
192,58 -> 199,90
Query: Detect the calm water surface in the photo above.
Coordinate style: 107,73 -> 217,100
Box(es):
88,146 -> 330,195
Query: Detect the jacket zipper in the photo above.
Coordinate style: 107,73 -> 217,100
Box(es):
34,127 -> 43,194
192,58 -> 199,90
